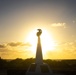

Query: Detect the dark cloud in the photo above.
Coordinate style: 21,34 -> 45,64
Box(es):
7,42 -> 32,47
7,42 -> 22,46
0,44 -> 6,48
0,42 -> 31,49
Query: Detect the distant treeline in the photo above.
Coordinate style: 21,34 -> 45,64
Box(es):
0,58 -> 76,72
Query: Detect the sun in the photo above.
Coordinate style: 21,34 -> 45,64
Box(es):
25,28 -> 56,55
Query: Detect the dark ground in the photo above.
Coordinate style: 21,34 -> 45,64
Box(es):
0,58 -> 76,75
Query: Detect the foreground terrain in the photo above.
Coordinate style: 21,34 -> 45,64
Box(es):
0,58 -> 76,75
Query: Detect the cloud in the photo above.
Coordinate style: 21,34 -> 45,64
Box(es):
51,23 -> 66,28
0,48 -> 10,52
0,42 -> 32,53
1,41 -> 76,59
46,41 -> 76,59
56,41 -> 76,53
0,44 -> 6,48
0,42 -> 32,59
0,48 -> 31,59
7,42 -> 32,47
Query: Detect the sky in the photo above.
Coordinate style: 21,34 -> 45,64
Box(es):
0,0 -> 76,59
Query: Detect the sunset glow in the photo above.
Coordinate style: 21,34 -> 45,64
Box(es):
25,29 -> 56,55
0,0 -> 76,59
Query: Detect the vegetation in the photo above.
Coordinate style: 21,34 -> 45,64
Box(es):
0,58 -> 76,75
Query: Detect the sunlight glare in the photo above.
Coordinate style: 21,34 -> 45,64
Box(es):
25,29 -> 56,55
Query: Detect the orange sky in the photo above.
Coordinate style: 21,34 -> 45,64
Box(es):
0,0 -> 76,59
